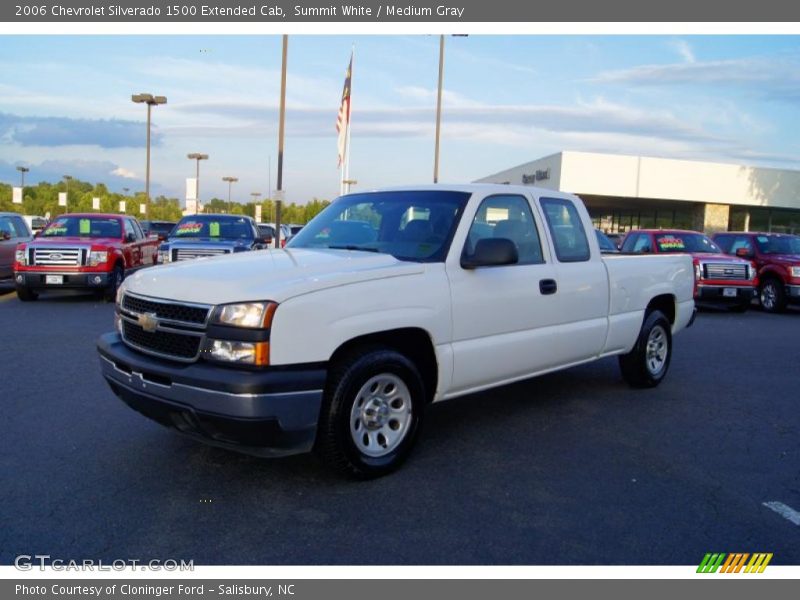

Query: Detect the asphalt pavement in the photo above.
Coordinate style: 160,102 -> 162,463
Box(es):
1,286 -> 798,565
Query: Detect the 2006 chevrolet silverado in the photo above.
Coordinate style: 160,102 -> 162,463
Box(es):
97,185 -> 695,478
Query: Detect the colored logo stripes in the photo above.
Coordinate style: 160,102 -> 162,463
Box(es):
697,553 -> 773,573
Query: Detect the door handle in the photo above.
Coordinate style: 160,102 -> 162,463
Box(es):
539,279 -> 557,295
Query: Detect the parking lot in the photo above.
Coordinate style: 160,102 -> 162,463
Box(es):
1,285 -> 798,566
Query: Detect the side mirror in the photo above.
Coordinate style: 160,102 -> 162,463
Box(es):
125,233 -> 136,243
461,238 -> 518,269
735,247 -> 754,259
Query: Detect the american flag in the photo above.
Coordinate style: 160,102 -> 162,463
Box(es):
336,53 -> 352,167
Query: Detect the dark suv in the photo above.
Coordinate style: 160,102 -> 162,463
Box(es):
0,213 -> 32,283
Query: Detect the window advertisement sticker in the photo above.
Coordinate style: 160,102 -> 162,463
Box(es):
79,219 -> 91,234
209,222 -> 220,237
176,222 -> 203,235
657,235 -> 686,251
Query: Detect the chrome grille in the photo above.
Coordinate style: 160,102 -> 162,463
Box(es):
173,247 -> 230,261
32,247 -> 84,266
703,263 -> 748,280
118,293 -> 212,362
121,293 -> 210,326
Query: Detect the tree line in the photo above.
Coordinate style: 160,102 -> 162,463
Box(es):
0,179 -> 330,224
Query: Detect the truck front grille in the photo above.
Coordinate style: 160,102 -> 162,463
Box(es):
121,293 -> 210,326
122,320 -> 202,361
32,247 -> 84,266
703,263 -> 748,280
173,248 -> 230,261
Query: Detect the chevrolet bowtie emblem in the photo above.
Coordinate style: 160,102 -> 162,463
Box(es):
137,312 -> 159,333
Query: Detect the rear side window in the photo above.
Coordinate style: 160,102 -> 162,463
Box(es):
540,198 -> 590,262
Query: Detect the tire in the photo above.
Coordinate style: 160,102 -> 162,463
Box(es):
759,279 -> 787,313
104,265 -> 124,303
16,286 -> 38,302
315,346 -> 425,479
619,310 -> 672,388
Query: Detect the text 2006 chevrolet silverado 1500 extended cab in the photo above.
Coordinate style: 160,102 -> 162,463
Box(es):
97,185 -> 695,478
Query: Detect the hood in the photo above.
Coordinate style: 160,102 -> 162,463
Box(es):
761,253 -> 800,265
28,236 -> 120,247
691,252 -> 748,264
124,248 -> 425,305
166,237 -> 248,247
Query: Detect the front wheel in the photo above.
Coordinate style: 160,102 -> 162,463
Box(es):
104,265 -> 124,303
619,310 -> 672,388
759,279 -> 787,313
315,347 -> 425,479
16,286 -> 38,302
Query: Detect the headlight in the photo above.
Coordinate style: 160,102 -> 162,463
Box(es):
88,250 -> 108,267
157,248 -> 171,264
115,281 -> 126,305
790,266 -> 800,278
15,249 -> 27,266
212,302 -> 277,328
694,263 -> 702,281
749,264 -> 758,280
205,340 -> 269,366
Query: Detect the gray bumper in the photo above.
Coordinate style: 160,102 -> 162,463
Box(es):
97,332 -> 326,457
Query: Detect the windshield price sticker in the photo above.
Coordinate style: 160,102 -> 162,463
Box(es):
176,222 -> 203,235
658,236 -> 685,250
209,222 -> 220,237
79,219 -> 91,234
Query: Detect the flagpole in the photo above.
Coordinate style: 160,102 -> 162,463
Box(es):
344,45 -> 354,194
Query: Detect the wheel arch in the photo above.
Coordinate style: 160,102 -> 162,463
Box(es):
329,327 -> 439,404
645,293 -> 676,326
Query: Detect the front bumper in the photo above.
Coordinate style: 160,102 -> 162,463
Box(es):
786,284 -> 800,300
15,270 -> 109,289
97,332 -> 326,457
696,284 -> 757,303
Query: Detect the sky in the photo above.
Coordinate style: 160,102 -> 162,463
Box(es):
1,34 -> 800,205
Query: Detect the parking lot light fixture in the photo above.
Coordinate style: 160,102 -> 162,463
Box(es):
187,153 -> 209,201
222,176 -> 238,213
132,93 -> 167,206
16,165 -> 30,189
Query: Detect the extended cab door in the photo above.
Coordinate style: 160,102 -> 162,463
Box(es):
122,218 -> 144,268
536,196 -> 610,365
445,192 -> 563,395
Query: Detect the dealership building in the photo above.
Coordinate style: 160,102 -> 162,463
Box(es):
477,151 -> 800,235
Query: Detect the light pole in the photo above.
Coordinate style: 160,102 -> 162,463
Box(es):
63,175 -> 73,213
222,176 -> 238,213
433,35 -> 467,184
187,153 -> 209,202
131,93 -> 167,207
16,166 -> 29,189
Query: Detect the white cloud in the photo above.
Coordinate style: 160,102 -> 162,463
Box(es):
111,166 -> 136,178
670,39 -> 696,64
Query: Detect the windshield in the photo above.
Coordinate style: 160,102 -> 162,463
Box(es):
170,216 -> 254,240
288,190 -> 471,262
42,216 -> 121,239
655,232 -> 721,254
755,234 -> 800,255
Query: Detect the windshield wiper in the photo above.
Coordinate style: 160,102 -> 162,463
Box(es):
328,245 -> 381,253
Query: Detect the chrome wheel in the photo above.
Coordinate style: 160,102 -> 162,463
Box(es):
761,282 -> 776,310
349,373 -> 412,458
645,325 -> 668,376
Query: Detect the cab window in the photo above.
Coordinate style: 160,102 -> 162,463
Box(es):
463,194 -> 544,265
540,197 -> 590,262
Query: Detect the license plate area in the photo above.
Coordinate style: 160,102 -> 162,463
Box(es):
45,275 -> 64,285
723,287 -> 737,297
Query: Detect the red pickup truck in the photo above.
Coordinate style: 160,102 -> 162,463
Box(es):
13,213 -> 159,302
712,231 -> 800,313
621,229 -> 758,311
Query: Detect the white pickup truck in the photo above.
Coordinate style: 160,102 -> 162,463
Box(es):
97,184 -> 695,478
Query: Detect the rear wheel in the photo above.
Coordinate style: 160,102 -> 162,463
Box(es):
104,265 -> 124,303
759,279 -> 787,313
16,286 -> 38,302
315,347 -> 425,479
619,310 -> 672,388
